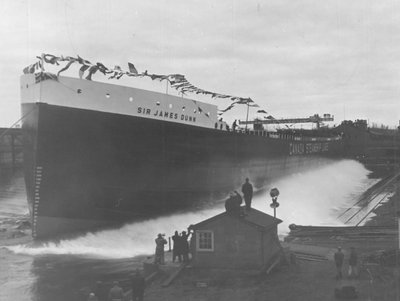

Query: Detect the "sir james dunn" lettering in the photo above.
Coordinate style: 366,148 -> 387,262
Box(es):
137,107 -> 197,123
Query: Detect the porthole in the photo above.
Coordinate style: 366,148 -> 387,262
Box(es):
129,97 -> 133,102
106,93 -> 110,98
156,101 -> 161,106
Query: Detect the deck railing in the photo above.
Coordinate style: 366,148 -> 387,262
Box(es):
222,128 -> 341,142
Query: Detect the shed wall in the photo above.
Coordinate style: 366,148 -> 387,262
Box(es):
192,215 -> 280,269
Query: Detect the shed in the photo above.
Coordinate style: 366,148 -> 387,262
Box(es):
190,207 -> 283,270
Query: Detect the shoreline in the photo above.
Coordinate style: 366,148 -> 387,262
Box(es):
1,167 -> 399,300
140,170 -> 400,301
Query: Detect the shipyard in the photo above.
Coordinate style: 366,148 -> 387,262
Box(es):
1,1 -> 400,301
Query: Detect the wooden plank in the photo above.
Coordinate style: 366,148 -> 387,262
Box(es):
161,263 -> 187,287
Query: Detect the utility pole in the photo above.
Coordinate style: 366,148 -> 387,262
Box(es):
245,102 -> 250,130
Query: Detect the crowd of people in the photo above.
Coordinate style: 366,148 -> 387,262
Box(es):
153,227 -> 194,266
225,178 -> 254,216
171,228 -> 193,263
84,178 -> 254,301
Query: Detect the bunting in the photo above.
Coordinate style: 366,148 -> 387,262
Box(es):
23,53 -> 268,116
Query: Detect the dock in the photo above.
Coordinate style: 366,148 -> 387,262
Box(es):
0,128 -> 23,172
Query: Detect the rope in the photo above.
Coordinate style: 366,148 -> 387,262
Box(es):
0,106 -> 37,141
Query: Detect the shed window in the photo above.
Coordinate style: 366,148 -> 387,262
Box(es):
196,231 -> 214,252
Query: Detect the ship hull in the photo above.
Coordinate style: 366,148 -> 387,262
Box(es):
22,101 -> 344,238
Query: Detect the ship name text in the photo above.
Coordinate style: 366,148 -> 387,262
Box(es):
289,142 -> 329,155
137,107 -> 197,123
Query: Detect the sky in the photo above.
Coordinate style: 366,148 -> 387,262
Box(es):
0,0 -> 399,128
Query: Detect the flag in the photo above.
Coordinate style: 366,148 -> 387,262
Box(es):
79,65 -> 90,79
257,110 -> 268,114
42,54 -> 60,65
22,65 -> 30,74
97,62 -> 111,75
128,62 -> 138,74
266,115 -> 275,120
77,55 -> 91,65
85,65 -> 98,80
109,66 -> 123,79
57,60 -> 74,76
220,104 -> 235,113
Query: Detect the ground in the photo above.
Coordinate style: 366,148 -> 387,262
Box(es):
1,172 -> 399,301
140,176 -> 400,301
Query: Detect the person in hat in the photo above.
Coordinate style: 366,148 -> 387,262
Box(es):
154,233 -> 167,265
93,281 -> 107,301
241,178 -> 253,210
334,246 -> 344,280
224,191 -> 243,216
348,247 -> 358,278
108,281 -> 124,301
181,229 -> 193,263
172,230 -> 182,263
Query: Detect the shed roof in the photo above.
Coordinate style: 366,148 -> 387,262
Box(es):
191,207 -> 282,231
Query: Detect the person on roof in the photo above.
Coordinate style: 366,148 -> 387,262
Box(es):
241,178 -> 253,210
225,191 -> 243,216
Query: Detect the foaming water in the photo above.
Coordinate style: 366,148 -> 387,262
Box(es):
251,159 -> 373,232
9,159 -> 372,259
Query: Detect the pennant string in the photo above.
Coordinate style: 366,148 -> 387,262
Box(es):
22,53 -> 266,116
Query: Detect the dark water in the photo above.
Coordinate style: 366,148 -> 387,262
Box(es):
0,171 -> 145,301
0,160 -> 379,300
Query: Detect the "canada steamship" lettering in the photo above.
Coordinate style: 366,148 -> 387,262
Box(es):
289,142 -> 329,155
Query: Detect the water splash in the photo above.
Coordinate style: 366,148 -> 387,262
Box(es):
8,159 -> 372,259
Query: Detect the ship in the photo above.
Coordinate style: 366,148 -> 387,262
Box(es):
336,120 -> 400,172
20,57 -> 345,239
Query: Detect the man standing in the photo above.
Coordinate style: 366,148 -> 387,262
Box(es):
131,270 -> 145,301
154,234 -> 167,265
334,247 -> 344,280
93,281 -> 107,301
348,247 -> 358,278
241,178 -> 253,210
181,230 -> 192,263
172,231 -> 182,263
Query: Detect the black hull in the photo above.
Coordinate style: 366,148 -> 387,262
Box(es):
22,103 -> 344,238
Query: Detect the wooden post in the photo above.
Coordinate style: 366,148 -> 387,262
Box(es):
245,102 -> 250,130
11,133 -> 15,170
397,211 -> 400,250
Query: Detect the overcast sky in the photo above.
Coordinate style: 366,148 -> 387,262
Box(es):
1,0 -> 399,127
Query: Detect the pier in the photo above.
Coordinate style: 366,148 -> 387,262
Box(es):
0,128 -> 23,172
